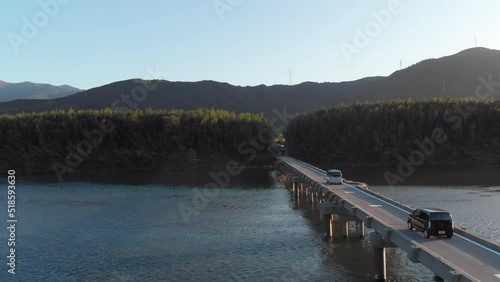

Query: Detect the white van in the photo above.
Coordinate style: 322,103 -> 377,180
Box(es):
325,169 -> 342,185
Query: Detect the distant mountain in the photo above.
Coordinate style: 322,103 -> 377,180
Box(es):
0,47 -> 499,116
0,79 -> 372,117
341,47 -> 500,103
0,81 -> 81,102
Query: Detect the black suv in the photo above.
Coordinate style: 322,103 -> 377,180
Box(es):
407,208 -> 454,239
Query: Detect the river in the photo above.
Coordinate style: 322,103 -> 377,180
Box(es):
0,165 -> 498,281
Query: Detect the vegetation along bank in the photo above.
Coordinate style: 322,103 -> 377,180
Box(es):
0,108 -> 275,175
284,98 -> 500,168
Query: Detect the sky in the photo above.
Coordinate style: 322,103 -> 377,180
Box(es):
1,0 -> 500,90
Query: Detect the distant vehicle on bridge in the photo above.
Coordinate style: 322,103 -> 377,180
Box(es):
408,208 -> 454,239
270,144 -> 287,156
325,169 -> 342,185
279,144 -> 286,155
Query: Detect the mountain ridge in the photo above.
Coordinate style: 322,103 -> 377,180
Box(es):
0,81 -> 81,102
1,47 -> 499,116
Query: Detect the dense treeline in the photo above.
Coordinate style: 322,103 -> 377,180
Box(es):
0,108 -> 274,174
284,99 -> 500,167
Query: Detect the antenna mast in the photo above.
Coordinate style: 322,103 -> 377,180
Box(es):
289,70 -> 293,85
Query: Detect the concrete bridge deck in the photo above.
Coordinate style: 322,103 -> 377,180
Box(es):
277,156 -> 500,282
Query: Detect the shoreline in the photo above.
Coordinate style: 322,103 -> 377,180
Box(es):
0,154 -> 277,175
3,155 -> 499,175
299,156 -> 500,170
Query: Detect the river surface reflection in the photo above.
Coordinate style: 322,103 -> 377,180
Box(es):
0,166 -> 497,281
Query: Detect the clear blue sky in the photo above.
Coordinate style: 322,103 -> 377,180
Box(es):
2,0 -> 500,90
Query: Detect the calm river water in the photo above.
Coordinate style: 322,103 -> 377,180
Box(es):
0,165 -> 498,281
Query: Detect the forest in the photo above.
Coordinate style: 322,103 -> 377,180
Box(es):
284,98 -> 500,167
0,108 -> 274,175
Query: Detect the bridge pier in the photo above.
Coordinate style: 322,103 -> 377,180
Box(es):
289,174 -> 305,199
373,246 -> 386,281
322,215 -> 348,238
277,159 -> 493,282
306,186 -> 312,200
370,232 -> 387,281
369,232 -> 397,281
357,221 -> 365,238
325,214 -> 333,237
319,203 -> 362,238
331,215 -> 349,238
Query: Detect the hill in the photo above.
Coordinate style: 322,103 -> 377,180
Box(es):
0,109 -> 273,174
0,79 -> 371,117
0,81 -> 81,102
0,47 -> 499,116
342,47 -> 500,103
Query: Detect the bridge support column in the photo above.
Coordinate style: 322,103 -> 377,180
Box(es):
370,232 -> 388,281
292,182 -> 301,198
324,216 -> 349,238
329,215 -> 334,237
288,174 -> 301,198
374,246 -> 386,281
319,203 -> 359,238
357,221 -> 365,238
295,182 -> 305,198
320,213 -> 332,237
325,216 -> 347,238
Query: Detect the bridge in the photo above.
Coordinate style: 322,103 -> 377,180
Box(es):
276,156 -> 500,282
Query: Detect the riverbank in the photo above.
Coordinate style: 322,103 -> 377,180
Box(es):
308,154 -> 500,170
0,153 -> 276,175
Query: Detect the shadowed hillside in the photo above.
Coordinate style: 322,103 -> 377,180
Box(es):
0,79 -> 369,117
342,47 -> 500,103
0,48 -> 499,117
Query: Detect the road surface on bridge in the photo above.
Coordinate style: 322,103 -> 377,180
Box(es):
280,156 -> 500,282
